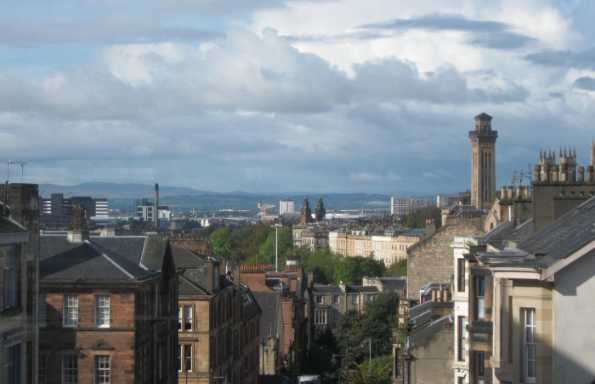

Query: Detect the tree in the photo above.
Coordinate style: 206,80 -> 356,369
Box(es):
344,356 -> 392,384
302,248 -> 338,284
209,227 -> 232,260
315,198 -> 326,221
257,227 -> 292,265
335,257 -> 385,285
402,206 -> 441,229
336,293 -> 399,368
385,259 -> 407,277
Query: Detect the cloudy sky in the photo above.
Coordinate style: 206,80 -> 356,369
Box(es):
1,0 -> 594,194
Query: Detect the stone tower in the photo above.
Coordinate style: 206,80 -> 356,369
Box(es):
469,113 -> 498,210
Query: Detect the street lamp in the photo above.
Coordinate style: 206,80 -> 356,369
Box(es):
273,223 -> 282,272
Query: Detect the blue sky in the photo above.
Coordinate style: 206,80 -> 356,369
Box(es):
1,0 -> 594,194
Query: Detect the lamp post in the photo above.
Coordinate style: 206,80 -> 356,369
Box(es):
367,338 -> 372,378
273,223 -> 282,272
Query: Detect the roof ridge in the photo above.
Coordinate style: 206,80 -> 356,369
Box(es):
179,273 -> 209,294
86,240 -> 144,279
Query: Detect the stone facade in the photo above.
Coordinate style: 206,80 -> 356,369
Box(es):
407,215 -> 483,301
329,231 -> 423,266
176,253 -> 261,384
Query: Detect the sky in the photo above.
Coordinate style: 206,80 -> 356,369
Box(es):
1,0 -> 594,194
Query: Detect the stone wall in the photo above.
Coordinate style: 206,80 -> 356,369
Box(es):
407,218 -> 483,301
409,322 -> 454,384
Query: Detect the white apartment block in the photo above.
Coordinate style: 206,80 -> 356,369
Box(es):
451,236 -> 478,384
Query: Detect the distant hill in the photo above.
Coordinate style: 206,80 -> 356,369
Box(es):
38,182 -> 394,214
39,182 -> 206,199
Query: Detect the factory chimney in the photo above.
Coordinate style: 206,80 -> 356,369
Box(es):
154,183 -> 160,231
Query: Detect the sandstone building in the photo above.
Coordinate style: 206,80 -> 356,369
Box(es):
38,218 -> 178,384
240,264 -> 308,376
329,229 -> 424,266
174,252 -> 260,384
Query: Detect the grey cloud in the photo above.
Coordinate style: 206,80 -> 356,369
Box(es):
0,21 -> 220,45
357,14 -> 536,50
525,48 -> 595,70
351,59 -> 528,104
0,31 -> 528,125
573,76 -> 595,91
359,14 -> 508,32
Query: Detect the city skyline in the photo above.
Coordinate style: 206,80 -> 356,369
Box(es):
1,1 -> 594,193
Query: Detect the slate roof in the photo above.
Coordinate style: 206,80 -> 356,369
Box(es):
519,196 -> 595,267
483,219 -> 534,249
253,291 -> 280,341
312,284 -> 342,295
345,285 -> 379,293
409,315 -> 453,347
374,277 -> 406,292
0,216 -> 26,234
174,247 -> 212,295
40,235 -> 165,284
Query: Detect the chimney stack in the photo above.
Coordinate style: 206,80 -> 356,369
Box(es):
68,204 -> 89,243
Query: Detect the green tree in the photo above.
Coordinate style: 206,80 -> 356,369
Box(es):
230,224 -> 270,261
209,227 -> 232,260
344,356 -> 392,384
385,259 -> 407,277
335,257 -> 385,285
302,248 -> 338,284
402,206 -> 441,229
257,227 -> 293,265
336,293 -> 399,367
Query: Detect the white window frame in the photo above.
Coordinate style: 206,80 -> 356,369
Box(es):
457,316 -> 467,362
95,355 -> 111,384
179,344 -> 192,372
178,306 -> 183,330
475,276 -> 486,320
95,295 -> 111,328
62,353 -> 77,384
63,295 -> 79,328
522,308 -> 537,383
183,305 -> 193,331
314,309 -> 328,325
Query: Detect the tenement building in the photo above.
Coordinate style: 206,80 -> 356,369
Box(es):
0,183 -> 40,384
329,229 -> 425,266
174,252 -> 260,384
38,211 -> 178,384
240,263 -> 308,376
